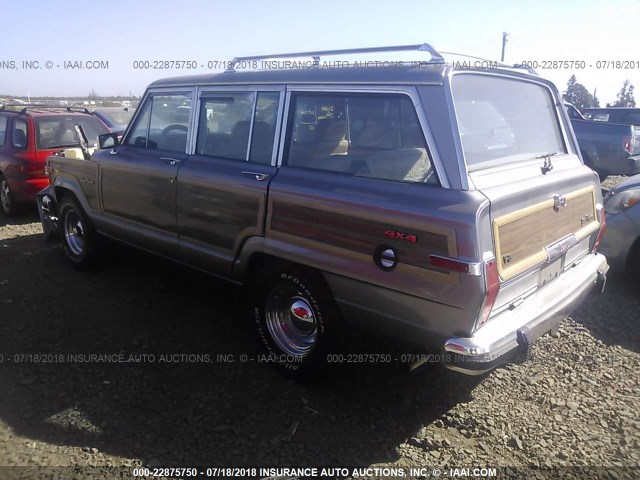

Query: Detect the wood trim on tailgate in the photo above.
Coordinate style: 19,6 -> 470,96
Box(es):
493,186 -> 599,280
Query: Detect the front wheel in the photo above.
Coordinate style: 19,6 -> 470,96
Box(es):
250,267 -> 340,379
59,195 -> 100,269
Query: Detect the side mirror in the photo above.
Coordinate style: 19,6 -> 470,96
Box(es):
98,132 -> 120,149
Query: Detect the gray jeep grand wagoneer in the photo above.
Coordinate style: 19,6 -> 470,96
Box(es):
38,44 -> 609,379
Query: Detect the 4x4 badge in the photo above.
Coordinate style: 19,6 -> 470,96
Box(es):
384,230 -> 417,244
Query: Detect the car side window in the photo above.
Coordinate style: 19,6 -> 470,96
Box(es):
125,93 -> 191,152
286,93 -> 439,185
249,92 -> 280,164
196,93 -> 254,161
195,91 -> 281,164
125,99 -> 151,148
0,116 -> 7,146
12,118 -> 28,149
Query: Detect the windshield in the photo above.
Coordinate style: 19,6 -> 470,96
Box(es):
452,74 -> 567,168
35,115 -> 110,149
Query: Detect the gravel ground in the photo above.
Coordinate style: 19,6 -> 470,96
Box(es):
0,184 -> 638,480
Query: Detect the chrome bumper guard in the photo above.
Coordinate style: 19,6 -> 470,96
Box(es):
443,253 -> 609,375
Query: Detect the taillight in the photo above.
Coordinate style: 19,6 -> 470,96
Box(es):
428,255 -> 475,273
592,206 -> 607,253
476,258 -> 500,329
15,150 -> 45,177
623,136 -> 635,155
19,162 -> 46,177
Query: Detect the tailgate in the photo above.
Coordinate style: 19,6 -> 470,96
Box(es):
492,178 -> 598,280
451,71 -> 604,313
471,158 -> 602,308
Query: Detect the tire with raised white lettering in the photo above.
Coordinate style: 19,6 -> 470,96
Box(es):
250,266 -> 339,380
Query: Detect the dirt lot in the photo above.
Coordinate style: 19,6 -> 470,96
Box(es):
0,205 -> 638,480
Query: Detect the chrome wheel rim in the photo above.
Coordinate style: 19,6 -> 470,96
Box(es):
64,209 -> 85,256
265,286 -> 318,357
0,179 -> 11,212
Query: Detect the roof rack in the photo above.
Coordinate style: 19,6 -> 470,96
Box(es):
225,44 -> 539,76
0,104 -> 91,114
436,51 -> 538,75
226,43 -> 445,72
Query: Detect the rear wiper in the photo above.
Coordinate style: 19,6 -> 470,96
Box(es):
536,152 -> 561,174
535,152 -> 562,159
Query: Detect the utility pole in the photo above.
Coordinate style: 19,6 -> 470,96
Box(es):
501,32 -> 509,62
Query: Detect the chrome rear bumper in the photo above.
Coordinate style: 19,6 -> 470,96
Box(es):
443,253 -> 609,375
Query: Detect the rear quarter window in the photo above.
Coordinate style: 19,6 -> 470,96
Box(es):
452,74 -> 566,169
286,92 -> 439,185
12,118 -> 28,149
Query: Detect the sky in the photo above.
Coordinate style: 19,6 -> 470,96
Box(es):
0,0 -> 638,105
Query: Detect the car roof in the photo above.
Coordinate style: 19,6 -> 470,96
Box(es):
0,106 -> 94,117
149,63 -> 542,89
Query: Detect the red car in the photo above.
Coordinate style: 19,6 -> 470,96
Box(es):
0,105 -> 110,216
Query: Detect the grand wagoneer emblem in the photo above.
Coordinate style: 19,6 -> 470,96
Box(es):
580,213 -> 595,226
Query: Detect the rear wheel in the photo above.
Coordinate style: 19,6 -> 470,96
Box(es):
250,265 -> 340,380
0,174 -> 19,217
59,194 -> 100,269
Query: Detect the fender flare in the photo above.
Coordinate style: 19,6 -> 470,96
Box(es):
52,176 -> 93,216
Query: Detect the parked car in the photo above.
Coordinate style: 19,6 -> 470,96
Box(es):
584,107 -> 640,128
92,107 -> 135,137
37,44 -> 609,379
0,105 -> 110,216
599,174 -> 640,274
564,103 -> 640,177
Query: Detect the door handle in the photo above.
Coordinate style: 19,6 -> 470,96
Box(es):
161,157 -> 182,166
242,171 -> 270,181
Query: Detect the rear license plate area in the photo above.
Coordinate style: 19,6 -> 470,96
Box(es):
538,257 -> 563,287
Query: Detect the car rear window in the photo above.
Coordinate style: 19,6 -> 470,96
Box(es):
35,115 -> 110,149
452,74 -> 567,169
614,111 -> 640,126
98,109 -> 135,127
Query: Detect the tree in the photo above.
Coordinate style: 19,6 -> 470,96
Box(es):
611,80 -> 636,107
562,75 -> 594,110
592,88 -> 600,108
